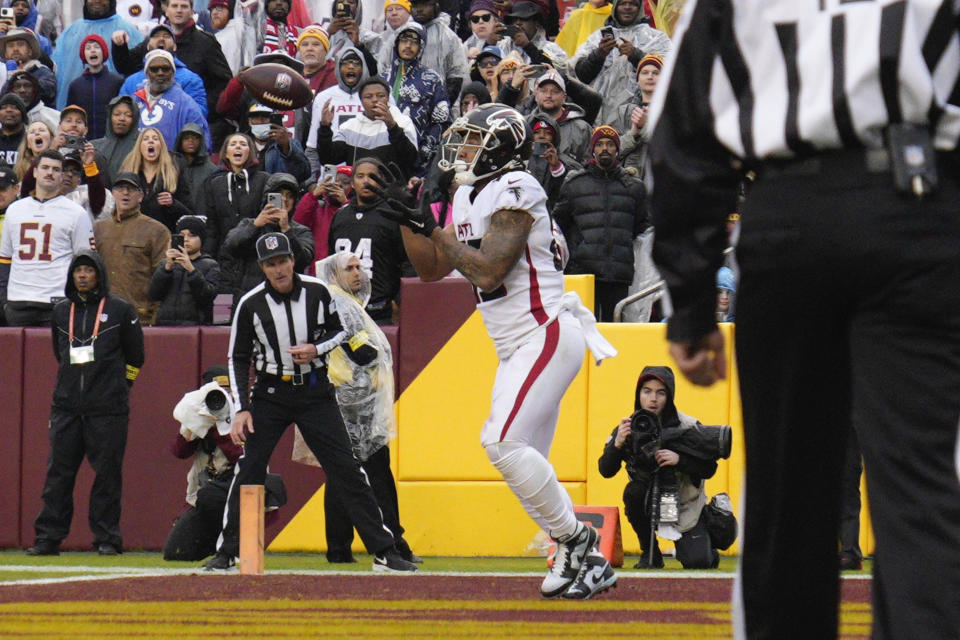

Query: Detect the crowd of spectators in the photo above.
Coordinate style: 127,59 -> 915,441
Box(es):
0,0 -> 707,329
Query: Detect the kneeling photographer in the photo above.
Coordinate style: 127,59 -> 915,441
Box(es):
599,366 -> 736,569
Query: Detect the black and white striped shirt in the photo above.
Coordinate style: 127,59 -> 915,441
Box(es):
647,0 -> 960,343
649,0 -> 960,161
228,274 -> 347,411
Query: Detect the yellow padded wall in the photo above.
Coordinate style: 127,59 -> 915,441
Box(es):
396,276 -> 594,482
268,480 -> 587,555
584,322 -> 739,554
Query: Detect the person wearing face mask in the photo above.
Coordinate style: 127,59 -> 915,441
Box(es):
247,103 -> 311,184
552,126 -> 647,322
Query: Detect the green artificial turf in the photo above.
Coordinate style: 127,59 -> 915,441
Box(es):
0,550 -> 869,582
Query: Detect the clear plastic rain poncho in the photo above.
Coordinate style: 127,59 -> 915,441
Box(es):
316,252 -> 397,462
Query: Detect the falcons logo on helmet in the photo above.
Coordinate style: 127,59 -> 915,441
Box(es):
485,108 -> 527,148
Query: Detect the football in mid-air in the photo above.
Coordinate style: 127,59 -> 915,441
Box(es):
239,63 -> 313,110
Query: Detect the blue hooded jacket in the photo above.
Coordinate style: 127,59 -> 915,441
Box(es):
132,82 -> 212,152
120,55 -> 209,117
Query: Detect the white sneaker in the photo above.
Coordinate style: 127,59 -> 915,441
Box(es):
540,523 -> 598,598
562,549 -> 617,600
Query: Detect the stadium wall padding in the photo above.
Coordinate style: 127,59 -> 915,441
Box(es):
2,276 -> 873,556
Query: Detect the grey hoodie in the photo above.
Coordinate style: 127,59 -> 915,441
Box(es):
174,122 -> 218,202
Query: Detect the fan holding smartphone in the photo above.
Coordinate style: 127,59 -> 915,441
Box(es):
570,0 -> 671,125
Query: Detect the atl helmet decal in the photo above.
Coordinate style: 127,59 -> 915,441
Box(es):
265,236 -> 280,251
484,108 -> 525,147
275,73 -> 293,92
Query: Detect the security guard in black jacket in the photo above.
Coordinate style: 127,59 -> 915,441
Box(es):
28,251 -> 144,557
204,232 -> 416,573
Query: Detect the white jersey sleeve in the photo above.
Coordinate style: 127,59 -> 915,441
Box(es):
487,171 -> 549,219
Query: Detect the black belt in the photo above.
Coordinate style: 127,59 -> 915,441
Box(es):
256,371 -> 313,386
759,147 -> 893,179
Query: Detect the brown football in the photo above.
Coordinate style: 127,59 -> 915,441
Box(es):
239,63 -> 313,110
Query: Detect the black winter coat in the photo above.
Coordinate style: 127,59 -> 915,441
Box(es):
139,162 -> 195,232
222,219 -> 315,308
148,254 -> 220,326
200,167 -> 270,260
553,162 -> 647,284
51,251 -> 145,416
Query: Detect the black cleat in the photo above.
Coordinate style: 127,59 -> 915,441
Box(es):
203,551 -> 236,571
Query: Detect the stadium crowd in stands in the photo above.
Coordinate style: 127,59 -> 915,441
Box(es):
0,0 -> 700,328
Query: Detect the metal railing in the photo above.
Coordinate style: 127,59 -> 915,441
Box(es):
613,280 -> 665,323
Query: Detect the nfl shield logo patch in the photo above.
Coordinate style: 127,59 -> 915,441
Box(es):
265,236 -> 280,251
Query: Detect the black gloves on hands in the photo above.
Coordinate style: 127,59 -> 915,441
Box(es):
368,162 -> 439,237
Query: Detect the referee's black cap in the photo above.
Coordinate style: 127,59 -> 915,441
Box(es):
256,232 -> 293,262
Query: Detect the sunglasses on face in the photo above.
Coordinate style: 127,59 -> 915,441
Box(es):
397,34 -> 421,44
147,65 -> 173,73
478,58 -> 498,68
471,13 -> 492,23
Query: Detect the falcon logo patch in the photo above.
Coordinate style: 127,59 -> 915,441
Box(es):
507,186 -> 522,202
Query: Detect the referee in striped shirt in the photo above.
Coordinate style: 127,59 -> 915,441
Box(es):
649,1 -> 960,639
204,232 -> 416,573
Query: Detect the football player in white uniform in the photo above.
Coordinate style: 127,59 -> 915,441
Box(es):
374,103 -> 618,599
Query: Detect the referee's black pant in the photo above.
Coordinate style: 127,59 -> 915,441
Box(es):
216,379 -> 395,558
735,150 -> 960,640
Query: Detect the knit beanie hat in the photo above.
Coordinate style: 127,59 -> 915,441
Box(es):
80,34 -> 109,64
590,125 -> 620,152
637,53 -> 664,73
297,24 -> 330,51
176,215 -> 208,242
144,49 -> 175,69
384,0 -> 412,13
0,93 -> 29,121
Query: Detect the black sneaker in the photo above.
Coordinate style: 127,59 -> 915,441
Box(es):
203,551 -> 236,571
563,549 -> 618,599
396,538 -> 423,564
26,540 -> 59,556
97,543 -> 120,556
326,549 -> 358,564
373,550 -> 417,573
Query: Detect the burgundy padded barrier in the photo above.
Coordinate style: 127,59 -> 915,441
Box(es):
200,326 -> 326,546
396,277 -> 476,394
0,329 -> 23,547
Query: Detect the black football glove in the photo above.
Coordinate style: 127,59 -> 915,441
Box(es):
368,162 -> 438,237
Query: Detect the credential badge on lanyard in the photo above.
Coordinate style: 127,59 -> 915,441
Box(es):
68,298 -> 106,365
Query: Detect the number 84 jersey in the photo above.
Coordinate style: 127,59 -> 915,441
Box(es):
451,171 -> 568,360
0,195 -> 95,304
